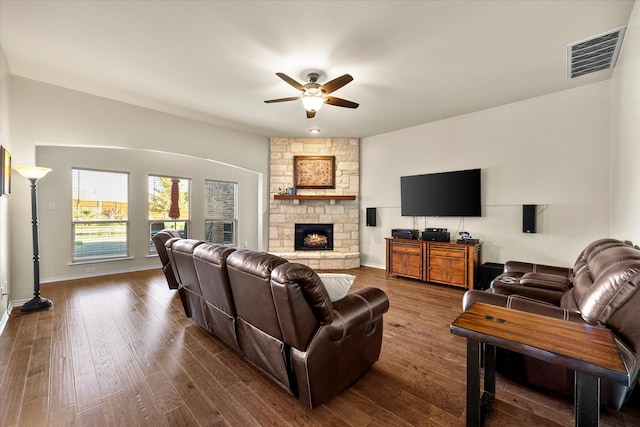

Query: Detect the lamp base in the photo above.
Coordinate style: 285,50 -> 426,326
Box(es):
21,296 -> 53,312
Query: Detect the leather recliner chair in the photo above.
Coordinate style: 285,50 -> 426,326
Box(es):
192,242 -> 240,353
271,262 -> 389,408
225,250 -> 292,391
462,238 -> 640,410
165,238 -> 207,323
152,229 -> 182,289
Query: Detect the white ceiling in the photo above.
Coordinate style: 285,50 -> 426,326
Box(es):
0,1 -> 634,138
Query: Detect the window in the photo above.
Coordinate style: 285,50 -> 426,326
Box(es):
149,175 -> 190,252
72,168 -> 129,261
205,180 -> 237,245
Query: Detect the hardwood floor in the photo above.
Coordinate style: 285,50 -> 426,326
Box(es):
1,267 -> 638,426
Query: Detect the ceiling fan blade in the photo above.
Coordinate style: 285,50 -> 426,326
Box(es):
264,97 -> 300,103
320,74 -> 353,94
324,96 -> 359,109
276,73 -> 305,91
306,109 -> 316,119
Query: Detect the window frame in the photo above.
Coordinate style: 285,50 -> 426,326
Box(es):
148,174 -> 191,254
71,168 -> 130,263
204,179 -> 238,246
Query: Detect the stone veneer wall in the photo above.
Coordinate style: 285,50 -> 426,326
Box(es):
269,137 -> 360,269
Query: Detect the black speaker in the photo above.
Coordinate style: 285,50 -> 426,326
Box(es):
523,204 -> 537,233
366,207 -> 376,227
480,262 -> 504,290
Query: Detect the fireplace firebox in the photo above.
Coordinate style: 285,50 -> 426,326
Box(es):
295,223 -> 334,251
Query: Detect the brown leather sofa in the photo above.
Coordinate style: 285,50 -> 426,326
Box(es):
161,237 -> 390,408
462,238 -> 640,410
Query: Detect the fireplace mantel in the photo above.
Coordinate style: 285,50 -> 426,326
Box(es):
274,194 -> 356,203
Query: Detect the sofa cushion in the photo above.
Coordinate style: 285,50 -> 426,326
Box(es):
520,272 -> 570,291
318,273 -> 355,302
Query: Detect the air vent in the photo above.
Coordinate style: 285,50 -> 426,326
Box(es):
567,26 -> 626,79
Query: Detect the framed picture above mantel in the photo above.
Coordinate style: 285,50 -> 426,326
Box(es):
293,155 -> 335,189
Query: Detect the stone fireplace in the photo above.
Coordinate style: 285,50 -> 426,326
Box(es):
268,137 -> 360,269
295,223 -> 334,251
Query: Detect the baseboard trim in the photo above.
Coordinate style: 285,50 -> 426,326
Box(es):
40,264 -> 159,284
0,298 -> 30,336
360,262 -> 385,270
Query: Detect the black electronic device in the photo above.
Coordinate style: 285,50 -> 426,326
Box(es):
400,168 -> 481,217
480,262 -> 505,290
426,227 -> 448,233
523,204 -> 537,233
366,207 -> 377,227
456,231 -> 479,244
392,229 -> 419,239
421,231 -> 450,242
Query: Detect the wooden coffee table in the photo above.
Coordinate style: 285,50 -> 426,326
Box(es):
450,302 -> 629,427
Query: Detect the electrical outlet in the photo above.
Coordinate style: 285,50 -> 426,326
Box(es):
86,267 -> 97,273
1,280 -> 7,296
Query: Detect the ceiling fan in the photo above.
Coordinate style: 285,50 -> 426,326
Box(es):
264,72 -> 359,118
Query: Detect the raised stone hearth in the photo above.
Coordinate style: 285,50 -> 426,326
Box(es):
269,251 -> 361,270
269,137 -> 360,269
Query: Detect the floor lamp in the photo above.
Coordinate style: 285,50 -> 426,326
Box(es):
13,165 -> 53,312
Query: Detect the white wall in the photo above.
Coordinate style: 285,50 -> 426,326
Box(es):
360,82 -> 612,269
611,0 -> 640,242
0,47 -> 11,318
9,77 -> 269,299
35,146 -> 260,282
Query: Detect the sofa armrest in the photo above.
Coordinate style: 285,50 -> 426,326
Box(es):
462,290 -> 584,323
504,261 -> 535,274
326,287 -> 389,341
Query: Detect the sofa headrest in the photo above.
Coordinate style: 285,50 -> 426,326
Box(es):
271,263 -> 333,324
226,249 -> 288,278
168,238 -> 207,255
575,242 -> 640,322
588,245 -> 640,280
152,229 -> 181,264
193,242 -> 236,266
573,238 -> 627,273
583,238 -> 626,260
579,259 -> 640,327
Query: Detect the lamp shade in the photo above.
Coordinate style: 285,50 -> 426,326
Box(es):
302,95 -> 324,112
13,166 -> 52,180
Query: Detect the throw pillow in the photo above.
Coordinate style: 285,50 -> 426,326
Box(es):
317,273 -> 355,302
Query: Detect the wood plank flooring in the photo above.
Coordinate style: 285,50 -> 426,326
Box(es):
1,267 -> 638,426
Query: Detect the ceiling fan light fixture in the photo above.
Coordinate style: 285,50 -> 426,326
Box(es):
302,95 -> 324,112
265,72 -> 357,118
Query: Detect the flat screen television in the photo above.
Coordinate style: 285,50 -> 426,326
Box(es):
400,168 -> 481,217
